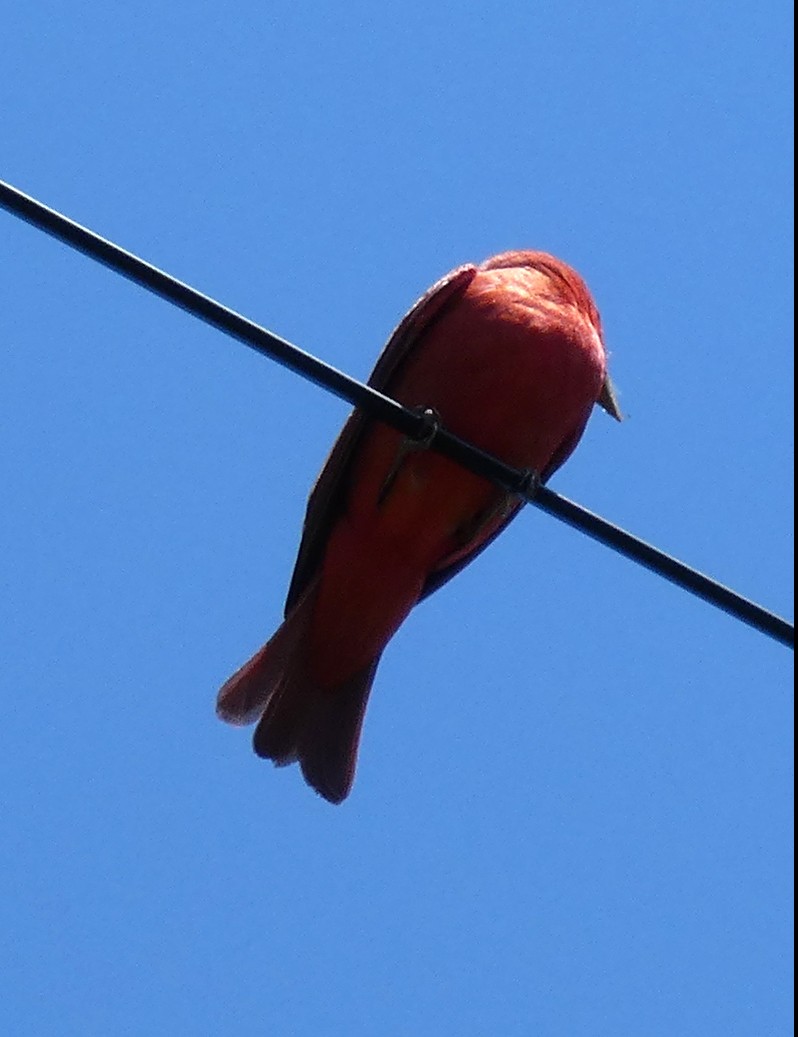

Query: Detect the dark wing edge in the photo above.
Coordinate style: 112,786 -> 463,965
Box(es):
417,401 -> 595,601
284,264 -> 479,614
418,501 -> 524,600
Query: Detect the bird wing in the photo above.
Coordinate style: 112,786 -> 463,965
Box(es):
284,264 -> 478,614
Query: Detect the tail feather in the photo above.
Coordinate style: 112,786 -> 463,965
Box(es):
254,661 -> 378,804
216,579 -> 379,803
216,583 -> 316,727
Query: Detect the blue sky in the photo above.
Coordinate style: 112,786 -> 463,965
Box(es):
1,2 -> 793,1035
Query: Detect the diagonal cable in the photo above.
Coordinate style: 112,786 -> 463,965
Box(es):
1,179 -> 792,649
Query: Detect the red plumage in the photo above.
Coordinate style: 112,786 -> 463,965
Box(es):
217,251 -> 620,803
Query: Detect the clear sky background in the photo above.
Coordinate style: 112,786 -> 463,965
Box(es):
1,3 -> 793,1035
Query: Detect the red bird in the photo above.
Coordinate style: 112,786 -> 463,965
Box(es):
217,251 -> 621,803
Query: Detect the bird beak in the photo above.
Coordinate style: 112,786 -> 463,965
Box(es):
597,374 -> 623,421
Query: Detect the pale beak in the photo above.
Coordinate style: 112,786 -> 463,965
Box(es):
597,373 -> 623,422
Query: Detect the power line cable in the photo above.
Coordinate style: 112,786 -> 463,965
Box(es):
1,178 -> 792,650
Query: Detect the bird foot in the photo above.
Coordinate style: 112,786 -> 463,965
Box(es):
377,406 -> 442,506
515,468 -> 541,502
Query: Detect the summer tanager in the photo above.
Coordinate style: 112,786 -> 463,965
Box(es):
217,250 -> 621,803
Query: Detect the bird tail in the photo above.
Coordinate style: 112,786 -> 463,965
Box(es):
216,580 -> 379,804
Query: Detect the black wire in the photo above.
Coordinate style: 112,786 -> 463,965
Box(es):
1,178 -> 793,650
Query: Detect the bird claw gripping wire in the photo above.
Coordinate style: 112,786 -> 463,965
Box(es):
455,468 -> 541,547
378,406 -> 443,505
515,468 -> 541,503
411,406 -> 442,448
